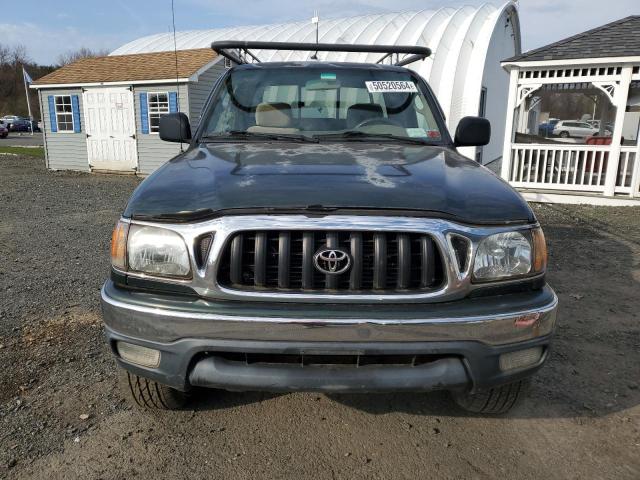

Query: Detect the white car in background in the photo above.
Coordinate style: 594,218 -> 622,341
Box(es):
0,115 -> 20,126
553,120 -> 608,138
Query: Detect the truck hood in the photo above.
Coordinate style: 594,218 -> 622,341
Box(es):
124,142 -> 534,225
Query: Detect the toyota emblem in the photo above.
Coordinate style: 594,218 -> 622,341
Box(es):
313,248 -> 352,275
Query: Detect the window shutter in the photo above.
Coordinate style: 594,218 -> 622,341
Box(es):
140,92 -> 149,134
169,91 -> 178,113
48,96 -> 57,133
71,95 -> 81,133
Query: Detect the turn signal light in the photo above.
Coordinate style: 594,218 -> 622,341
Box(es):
499,347 -> 543,372
116,341 -> 161,368
532,228 -> 547,273
111,220 -> 129,271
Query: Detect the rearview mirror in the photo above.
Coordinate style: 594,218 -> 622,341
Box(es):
454,116 -> 491,147
159,113 -> 192,143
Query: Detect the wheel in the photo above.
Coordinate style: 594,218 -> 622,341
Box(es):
559,131 -> 570,138
452,379 -> 528,415
120,370 -> 190,410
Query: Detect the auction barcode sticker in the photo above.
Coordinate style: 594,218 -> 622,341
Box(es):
365,81 -> 418,93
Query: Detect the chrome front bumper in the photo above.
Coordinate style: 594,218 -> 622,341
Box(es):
101,281 -> 558,346
101,281 -> 557,392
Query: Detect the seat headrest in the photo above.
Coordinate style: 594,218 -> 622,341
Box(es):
346,103 -> 384,129
255,102 -> 293,128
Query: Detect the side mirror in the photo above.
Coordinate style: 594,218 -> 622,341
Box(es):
159,113 -> 192,143
454,116 -> 491,147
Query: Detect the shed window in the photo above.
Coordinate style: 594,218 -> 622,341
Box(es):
148,92 -> 170,133
55,95 -> 74,132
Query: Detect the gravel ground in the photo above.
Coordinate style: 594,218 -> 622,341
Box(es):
1,154 -> 639,479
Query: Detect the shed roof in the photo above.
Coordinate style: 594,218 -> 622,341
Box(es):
32,48 -> 217,86
505,16 -> 640,63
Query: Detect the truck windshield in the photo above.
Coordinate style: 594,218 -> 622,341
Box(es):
201,66 -> 445,144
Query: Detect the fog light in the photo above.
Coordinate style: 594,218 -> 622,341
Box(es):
499,347 -> 543,372
116,341 -> 161,368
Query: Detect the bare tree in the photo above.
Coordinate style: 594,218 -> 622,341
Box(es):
0,44 -> 10,66
10,44 -> 29,65
57,47 -> 110,66
0,43 -> 53,118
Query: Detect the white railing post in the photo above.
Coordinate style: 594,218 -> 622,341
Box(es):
603,66 -> 633,196
500,68 -> 520,181
630,152 -> 640,198
630,111 -> 640,198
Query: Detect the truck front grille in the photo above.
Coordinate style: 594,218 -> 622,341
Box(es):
217,230 -> 445,294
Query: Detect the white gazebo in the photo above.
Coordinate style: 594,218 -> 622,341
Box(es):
500,16 -> 640,205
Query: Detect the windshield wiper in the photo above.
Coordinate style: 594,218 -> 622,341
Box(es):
314,131 -> 438,145
202,131 -> 319,143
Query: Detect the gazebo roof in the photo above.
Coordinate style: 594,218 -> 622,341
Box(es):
506,15 -> 640,63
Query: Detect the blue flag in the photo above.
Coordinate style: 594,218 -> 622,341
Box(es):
23,67 -> 33,84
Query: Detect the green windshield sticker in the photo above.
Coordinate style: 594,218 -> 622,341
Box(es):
320,73 -> 336,80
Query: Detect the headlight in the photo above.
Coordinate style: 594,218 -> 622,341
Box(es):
127,224 -> 191,277
110,220 -> 191,278
472,228 -> 546,282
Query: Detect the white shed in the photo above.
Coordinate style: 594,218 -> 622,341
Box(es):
31,49 -> 224,174
113,2 -> 521,165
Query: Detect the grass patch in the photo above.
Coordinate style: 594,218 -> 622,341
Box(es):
0,146 -> 45,158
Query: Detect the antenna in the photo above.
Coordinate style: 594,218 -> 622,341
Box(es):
171,0 -> 184,152
310,10 -> 319,60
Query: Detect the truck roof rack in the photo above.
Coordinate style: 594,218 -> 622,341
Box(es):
210,41 -> 431,67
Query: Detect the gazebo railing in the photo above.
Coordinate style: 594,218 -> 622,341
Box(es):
508,144 -> 610,192
507,143 -> 640,197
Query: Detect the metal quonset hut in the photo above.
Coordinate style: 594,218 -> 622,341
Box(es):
35,2 -> 520,174
115,2 -> 520,166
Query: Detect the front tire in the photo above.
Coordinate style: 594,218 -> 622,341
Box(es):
559,131 -> 570,138
452,379 -> 528,415
121,371 -> 190,410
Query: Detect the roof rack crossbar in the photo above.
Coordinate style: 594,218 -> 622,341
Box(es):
395,54 -> 431,67
242,48 -> 262,64
211,41 -> 431,66
376,52 -> 392,64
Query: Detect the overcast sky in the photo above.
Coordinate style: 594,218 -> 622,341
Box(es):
2,0 -> 638,65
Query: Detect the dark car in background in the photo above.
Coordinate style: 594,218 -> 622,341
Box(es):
538,118 -> 559,137
0,121 -> 8,138
9,118 -> 40,132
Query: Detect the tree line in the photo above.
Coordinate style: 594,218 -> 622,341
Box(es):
0,45 -> 109,120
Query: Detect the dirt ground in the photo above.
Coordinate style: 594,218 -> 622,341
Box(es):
1,154 -> 639,480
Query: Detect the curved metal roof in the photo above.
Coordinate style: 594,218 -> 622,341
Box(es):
112,2 -> 519,126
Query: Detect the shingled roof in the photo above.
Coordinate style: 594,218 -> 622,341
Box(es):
505,16 -> 640,63
33,48 -> 217,86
